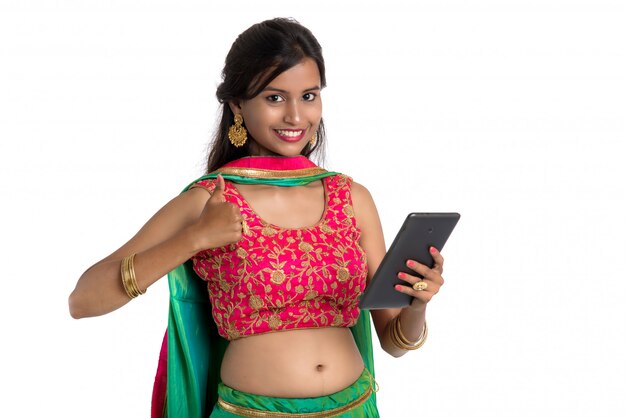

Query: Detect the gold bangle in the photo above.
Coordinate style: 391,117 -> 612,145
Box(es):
129,254 -> 145,296
395,315 -> 425,346
121,255 -> 136,298
120,255 -> 132,298
120,254 -> 146,299
391,316 -> 427,350
389,321 -> 408,350
389,315 -> 428,351
128,254 -> 146,297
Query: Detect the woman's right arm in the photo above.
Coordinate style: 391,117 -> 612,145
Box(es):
69,175 -> 242,319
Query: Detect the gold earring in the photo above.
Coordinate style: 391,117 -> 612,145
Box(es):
309,130 -> 318,147
228,114 -> 247,147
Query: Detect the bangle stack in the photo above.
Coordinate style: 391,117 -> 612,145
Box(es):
389,315 -> 428,351
120,253 -> 146,299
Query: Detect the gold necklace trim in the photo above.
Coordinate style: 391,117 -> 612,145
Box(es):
212,167 -> 328,179
216,386 -> 372,417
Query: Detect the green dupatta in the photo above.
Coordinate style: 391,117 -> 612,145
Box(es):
160,156 -> 377,417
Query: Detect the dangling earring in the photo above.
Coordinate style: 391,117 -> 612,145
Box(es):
228,114 -> 247,147
309,130 -> 318,147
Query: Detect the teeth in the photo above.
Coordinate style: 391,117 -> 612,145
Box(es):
276,130 -> 303,137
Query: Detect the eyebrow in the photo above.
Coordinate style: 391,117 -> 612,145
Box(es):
262,86 -> 321,94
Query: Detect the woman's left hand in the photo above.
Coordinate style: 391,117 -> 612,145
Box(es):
394,246 -> 445,311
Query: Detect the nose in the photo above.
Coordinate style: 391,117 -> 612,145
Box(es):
283,100 -> 302,125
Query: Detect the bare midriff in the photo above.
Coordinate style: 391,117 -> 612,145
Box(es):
220,327 -> 365,397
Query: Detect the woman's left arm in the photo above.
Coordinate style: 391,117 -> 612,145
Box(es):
351,181 -> 445,358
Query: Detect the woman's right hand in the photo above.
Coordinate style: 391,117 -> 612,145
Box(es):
190,174 -> 244,251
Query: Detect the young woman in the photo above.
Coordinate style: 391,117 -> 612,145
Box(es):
69,18 -> 445,417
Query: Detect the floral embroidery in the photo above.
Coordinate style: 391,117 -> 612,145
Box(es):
191,174 -> 368,340
270,269 -> 286,285
337,267 -> 350,282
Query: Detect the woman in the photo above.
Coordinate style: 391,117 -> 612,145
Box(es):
69,18 -> 445,417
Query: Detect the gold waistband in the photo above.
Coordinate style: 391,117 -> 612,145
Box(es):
216,386 -> 373,418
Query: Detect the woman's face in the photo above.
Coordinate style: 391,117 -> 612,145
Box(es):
230,58 -> 322,157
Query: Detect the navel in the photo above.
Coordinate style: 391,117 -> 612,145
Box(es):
316,364 -> 324,372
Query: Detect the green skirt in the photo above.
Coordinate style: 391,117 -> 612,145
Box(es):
210,368 -> 379,417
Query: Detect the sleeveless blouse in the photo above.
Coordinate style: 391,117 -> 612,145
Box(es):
190,174 -> 368,340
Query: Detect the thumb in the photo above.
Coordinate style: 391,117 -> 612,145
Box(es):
208,174 -> 226,203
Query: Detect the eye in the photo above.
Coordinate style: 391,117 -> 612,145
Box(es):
303,92 -> 317,101
266,94 -> 284,103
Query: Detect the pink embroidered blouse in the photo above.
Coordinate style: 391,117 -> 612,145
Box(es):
190,174 -> 368,340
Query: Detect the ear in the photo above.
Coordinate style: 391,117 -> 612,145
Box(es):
228,100 -> 241,115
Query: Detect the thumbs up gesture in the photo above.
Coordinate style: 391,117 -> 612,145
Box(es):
192,174 -> 244,250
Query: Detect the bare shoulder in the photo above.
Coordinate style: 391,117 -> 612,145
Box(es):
350,180 -> 379,224
350,180 -> 372,201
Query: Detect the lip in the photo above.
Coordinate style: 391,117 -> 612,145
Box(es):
273,128 -> 307,143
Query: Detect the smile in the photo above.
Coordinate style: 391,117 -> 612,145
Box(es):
273,129 -> 306,142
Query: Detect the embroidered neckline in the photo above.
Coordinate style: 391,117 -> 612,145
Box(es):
227,177 -> 331,232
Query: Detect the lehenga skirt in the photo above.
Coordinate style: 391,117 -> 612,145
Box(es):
209,368 -> 380,417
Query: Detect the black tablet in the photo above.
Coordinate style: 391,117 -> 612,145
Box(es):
359,212 -> 460,310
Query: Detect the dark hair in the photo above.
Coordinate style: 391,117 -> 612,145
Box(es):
206,18 -> 327,173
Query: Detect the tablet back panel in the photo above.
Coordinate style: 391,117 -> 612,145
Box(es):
359,212 -> 460,310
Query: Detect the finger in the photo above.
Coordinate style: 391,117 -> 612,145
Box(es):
398,272 -> 441,293
397,271 -> 420,286
405,259 -> 429,278
209,174 -> 226,203
231,204 -> 243,221
216,174 -> 225,194
406,259 -> 443,284
394,284 -> 434,304
430,246 -> 445,274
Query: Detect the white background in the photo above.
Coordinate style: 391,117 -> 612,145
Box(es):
1,0 -> 625,416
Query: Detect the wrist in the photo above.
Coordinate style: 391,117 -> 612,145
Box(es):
406,299 -> 427,314
388,315 -> 428,351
